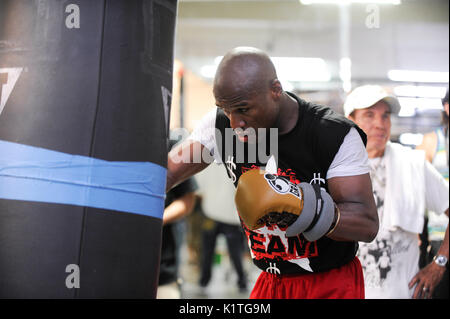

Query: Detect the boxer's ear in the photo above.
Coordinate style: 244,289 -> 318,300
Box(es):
270,79 -> 283,98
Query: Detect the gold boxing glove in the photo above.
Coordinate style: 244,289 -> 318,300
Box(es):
235,169 -> 336,241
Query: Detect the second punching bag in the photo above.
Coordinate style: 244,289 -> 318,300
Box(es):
0,0 -> 177,298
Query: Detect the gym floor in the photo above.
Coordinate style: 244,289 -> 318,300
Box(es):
178,234 -> 260,299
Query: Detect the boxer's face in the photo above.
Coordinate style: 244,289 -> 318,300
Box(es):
214,85 -> 279,143
349,101 -> 391,158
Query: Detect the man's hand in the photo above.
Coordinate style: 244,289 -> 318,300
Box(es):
410,208 -> 448,299
235,169 -> 342,242
408,262 -> 446,299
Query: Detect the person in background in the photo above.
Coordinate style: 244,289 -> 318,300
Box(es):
416,89 -> 449,299
195,163 -> 248,295
345,85 -> 449,299
157,138 -> 198,299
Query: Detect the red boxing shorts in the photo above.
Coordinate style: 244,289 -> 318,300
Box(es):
250,257 -> 365,299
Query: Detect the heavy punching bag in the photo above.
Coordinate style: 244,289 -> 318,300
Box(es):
0,0 -> 177,298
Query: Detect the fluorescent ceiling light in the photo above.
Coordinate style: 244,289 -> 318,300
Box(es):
271,57 -> 331,82
394,85 -> 447,99
300,0 -> 401,5
398,97 -> 443,117
388,70 -> 449,83
200,56 -> 331,82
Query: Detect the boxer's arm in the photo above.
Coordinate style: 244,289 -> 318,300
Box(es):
166,140 -> 211,192
167,108 -> 217,192
326,173 -> 379,243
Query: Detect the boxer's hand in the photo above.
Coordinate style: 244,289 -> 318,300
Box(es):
286,183 -> 336,241
235,169 -> 304,230
235,169 -> 337,242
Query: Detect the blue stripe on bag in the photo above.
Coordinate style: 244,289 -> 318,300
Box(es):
0,140 -> 166,219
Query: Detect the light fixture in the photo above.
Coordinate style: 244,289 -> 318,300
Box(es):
300,0 -> 401,5
271,57 -> 331,82
200,56 -> 331,83
388,70 -> 449,83
397,97 -> 443,117
394,85 -> 447,99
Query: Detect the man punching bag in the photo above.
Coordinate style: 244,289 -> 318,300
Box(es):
0,0 -> 177,298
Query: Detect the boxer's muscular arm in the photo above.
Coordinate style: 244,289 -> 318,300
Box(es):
326,173 -> 379,242
166,140 -> 211,192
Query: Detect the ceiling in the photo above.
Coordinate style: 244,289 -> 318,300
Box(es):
174,0 -> 448,83
172,0 -> 449,139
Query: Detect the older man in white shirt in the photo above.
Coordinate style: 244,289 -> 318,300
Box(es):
345,85 -> 449,299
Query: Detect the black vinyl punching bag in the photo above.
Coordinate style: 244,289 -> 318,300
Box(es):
0,0 -> 177,298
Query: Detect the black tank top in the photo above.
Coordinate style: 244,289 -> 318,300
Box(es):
215,92 -> 367,274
